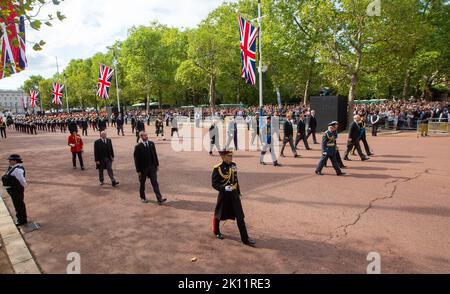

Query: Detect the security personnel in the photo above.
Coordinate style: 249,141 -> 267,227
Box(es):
2,155 -> 28,226
315,122 -> 345,176
212,151 -> 255,247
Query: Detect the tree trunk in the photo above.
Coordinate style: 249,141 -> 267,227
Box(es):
348,51 -> 362,126
303,57 -> 315,105
158,89 -> 162,109
303,78 -> 311,105
209,75 -> 216,109
402,69 -> 411,99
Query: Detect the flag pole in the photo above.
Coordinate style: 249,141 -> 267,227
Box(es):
63,73 -> 69,113
258,0 -> 263,127
55,56 -> 61,112
113,53 -> 121,115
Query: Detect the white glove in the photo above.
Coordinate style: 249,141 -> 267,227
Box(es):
225,186 -> 233,192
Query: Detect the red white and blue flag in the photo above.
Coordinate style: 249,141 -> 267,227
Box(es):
97,63 -> 114,100
30,89 -> 39,108
0,3 -> 27,80
52,83 -> 64,105
238,15 -> 258,86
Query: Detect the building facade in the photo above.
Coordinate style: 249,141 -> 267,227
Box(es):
0,90 -> 26,114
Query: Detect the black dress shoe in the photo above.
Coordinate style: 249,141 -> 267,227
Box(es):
362,157 -> 370,161
280,154 -> 286,158
294,154 -> 300,158
243,239 -> 256,247
337,172 -> 346,176
315,171 -> 323,176
158,198 -> 167,205
15,220 -> 27,227
215,233 -> 224,240
141,199 -> 149,204
112,181 -> 120,187
274,162 -> 282,167
260,162 -> 267,165
100,182 -> 104,186
81,167 -> 85,171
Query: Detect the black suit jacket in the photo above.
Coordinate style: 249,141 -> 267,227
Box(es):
94,139 -> 115,162
308,116 -> 317,129
134,141 -> 159,172
297,120 -> 306,135
348,121 -> 361,142
284,120 -> 294,137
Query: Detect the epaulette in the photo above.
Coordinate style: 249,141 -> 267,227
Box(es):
213,162 -> 222,169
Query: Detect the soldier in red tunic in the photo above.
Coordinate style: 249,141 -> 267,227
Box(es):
68,131 -> 85,170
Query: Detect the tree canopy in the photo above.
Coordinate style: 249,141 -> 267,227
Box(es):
22,0 -> 449,110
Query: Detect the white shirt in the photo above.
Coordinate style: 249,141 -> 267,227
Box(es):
9,164 -> 27,188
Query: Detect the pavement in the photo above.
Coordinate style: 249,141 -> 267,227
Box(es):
0,125 -> 448,274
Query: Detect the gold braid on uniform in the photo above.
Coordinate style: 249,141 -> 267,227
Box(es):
215,163 -> 238,190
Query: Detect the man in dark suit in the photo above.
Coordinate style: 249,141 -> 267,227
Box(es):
94,131 -> 119,186
344,115 -> 369,161
306,110 -> 318,144
280,113 -> 299,158
116,115 -> 125,136
134,131 -> 167,205
295,113 -> 311,150
81,118 -> 88,136
135,118 -> 145,143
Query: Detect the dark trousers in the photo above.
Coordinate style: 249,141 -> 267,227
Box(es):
7,187 -> 27,223
171,128 -> 179,137
325,150 -> 345,168
344,140 -> 365,160
82,128 -> 88,136
361,136 -> 372,155
295,133 -> 310,150
139,167 -> 162,201
316,151 -> 342,174
306,128 -> 317,143
98,158 -> 116,184
117,126 -> 124,136
213,216 -> 249,243
0,128 -> 6,138
72,152 -> 84,168
281,136 -> 297,156
372,124 -> 378,136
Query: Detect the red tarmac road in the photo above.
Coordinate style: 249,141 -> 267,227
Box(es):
0,125 -> 449,274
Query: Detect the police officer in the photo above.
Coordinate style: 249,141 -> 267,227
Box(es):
2,155 -> 28,226
212,150 -> 256,247
315,122 -> 345,176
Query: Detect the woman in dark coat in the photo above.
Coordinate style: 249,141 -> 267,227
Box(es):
212,151 -> 255,247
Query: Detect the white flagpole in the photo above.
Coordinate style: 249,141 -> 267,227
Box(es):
63,73 -> 69,113
258,0 -> 264,126
113,54 -> 121,115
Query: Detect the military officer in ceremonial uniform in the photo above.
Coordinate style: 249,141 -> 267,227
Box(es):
212,151 -> 255,247
315,122 -> 346,176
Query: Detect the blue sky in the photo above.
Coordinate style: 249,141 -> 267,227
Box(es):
0,0 -> 233,90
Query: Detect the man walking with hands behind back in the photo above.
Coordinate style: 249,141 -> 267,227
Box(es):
134,131 -> 167,205
94,131 -> 119,187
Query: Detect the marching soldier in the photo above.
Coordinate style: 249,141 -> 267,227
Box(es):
212,150 -> 256,247
315,122 -> 346,176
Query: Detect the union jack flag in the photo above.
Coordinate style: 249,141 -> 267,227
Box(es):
52,83 -> 64,105
0,3 -> 27,80
30,89 -> 39,108
238,15 -> 258,86
97,63 -> 114,100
